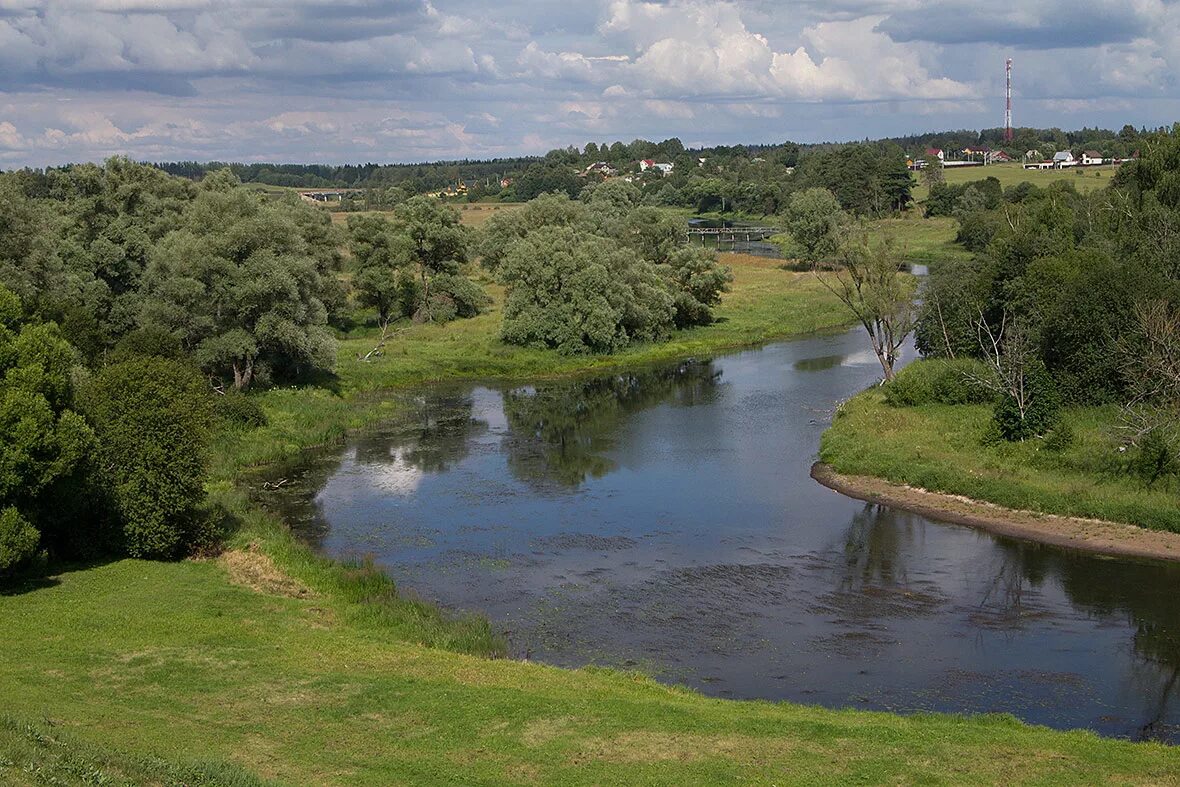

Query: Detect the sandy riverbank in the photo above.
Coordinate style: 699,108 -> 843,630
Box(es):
811,462 -> 1180,563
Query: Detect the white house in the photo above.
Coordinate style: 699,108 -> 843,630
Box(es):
653,162 -> 674,176
639,159 -> 655,171
1081,151 -> 1104,166
1053,151 -> 1076,168
925,147 -> 945,161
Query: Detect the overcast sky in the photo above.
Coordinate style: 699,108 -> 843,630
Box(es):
1,0 -> 1178,166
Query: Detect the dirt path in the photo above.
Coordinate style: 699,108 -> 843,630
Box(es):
811,463 -> 1180,563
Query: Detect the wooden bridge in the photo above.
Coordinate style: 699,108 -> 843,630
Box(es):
686,226 -> 781,248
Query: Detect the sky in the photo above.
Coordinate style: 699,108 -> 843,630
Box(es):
1,0 -> 1178,167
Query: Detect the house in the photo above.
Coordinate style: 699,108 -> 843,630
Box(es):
639,159 -> 656,171
1081,151 -> 1104,166
653,162 -> 673,176
1053,151 -> 1076,168
499,177 -> 512,188
925,147 -> 944,161
989,150 -> 1013,163
583,161 -> 618,177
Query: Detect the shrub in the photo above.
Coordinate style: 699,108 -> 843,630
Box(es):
214,391 -> 268,429
82,357 -> 213,558
884,359 -> 994,406
0,507 -> 40,572
1128,429 -> 1179,487
1042,421 -> 1075,452
992,361 -> 1061,441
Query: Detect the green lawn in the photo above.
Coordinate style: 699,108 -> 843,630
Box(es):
821,387 -> 1180,533
4,553 -> 1179,785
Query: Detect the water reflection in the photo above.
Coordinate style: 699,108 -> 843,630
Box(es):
503,361 -> 721,488
262,331 -> 1180,742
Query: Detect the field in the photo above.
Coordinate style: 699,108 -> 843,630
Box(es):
327,201 -> 521,227
912,162 -> 1118,202
820,386 -> 1180,533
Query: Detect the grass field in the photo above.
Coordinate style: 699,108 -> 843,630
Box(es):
327,201 -> 521,227
4,542 -> 1180,785
912,162 -> 1118,202
820,383 -> 1180,533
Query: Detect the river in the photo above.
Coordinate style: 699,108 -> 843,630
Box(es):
262,328 -> 1180,743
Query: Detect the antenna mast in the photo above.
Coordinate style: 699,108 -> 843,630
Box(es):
1004,58 -> 1013,142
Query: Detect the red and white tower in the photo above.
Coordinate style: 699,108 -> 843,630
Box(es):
1004,58 -> 1013,142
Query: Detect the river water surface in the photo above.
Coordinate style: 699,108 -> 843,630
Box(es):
264,329 -> 1180,743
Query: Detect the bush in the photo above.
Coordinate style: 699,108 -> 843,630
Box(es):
884,359 -> 995,406
214,391 -> 268,428
0,507 -> 40,572
1128,429 -> 1179,487
1042,421 -> 1076,452
992,361 -> 1061,441
82,358 -> 213,558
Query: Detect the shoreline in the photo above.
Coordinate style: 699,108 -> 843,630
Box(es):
810,462 -> 1180,563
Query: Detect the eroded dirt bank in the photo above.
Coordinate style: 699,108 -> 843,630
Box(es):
811,463 -> 1180,563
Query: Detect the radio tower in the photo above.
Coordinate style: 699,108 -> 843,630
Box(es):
1004,58 -> 1013,142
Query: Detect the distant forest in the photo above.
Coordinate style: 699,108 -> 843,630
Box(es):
145,125 -> 1160,191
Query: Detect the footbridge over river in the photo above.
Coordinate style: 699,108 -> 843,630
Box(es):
686,224 -> 782,253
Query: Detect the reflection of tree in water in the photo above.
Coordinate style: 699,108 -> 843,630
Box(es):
989,539 -> 1180,741
838,504 -> 920,588
353,391 -> 486,473
502,360 -> 721,488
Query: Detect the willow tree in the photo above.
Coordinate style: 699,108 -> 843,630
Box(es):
818,228 -> 916,382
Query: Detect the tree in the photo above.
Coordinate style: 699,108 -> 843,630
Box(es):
83,357 -> 212,558
347,214 -> 416,328
476,193 -> 585,272
783,188 -> 845,262
1118,301 -> 1180,479
499,226 -> 674,354
141,176 -> 338,389
922,155 -> 945,187
0,287 -> 93,574
390,197 -> 486,323
971,314 -> 1061,441
663,246 -> 733,328
818,228 -> 917,381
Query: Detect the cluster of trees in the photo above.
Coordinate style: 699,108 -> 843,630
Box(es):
479,182 -> 732,354
348,197 -> 489,331
0,159 -> 352,576
913,125 -> 1180,472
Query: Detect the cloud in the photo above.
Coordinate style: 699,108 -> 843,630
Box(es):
0,0 -> 1178,166
876,0 -> 1166,48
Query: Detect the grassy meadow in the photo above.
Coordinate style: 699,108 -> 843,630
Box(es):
5,538 -> 1180,785
911,162 -> 1119,202
821,388 -> 1180,534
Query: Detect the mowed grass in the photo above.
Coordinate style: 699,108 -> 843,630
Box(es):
912,162 -> 1119,202
4,553 -> 1180,785
821,389 -> 1180,533
874,214 -> 972,265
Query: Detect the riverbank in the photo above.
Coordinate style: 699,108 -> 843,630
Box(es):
820,389 -> 1180,537
812,463 -> 1180,562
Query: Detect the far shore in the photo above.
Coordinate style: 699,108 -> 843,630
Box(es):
811,462 -> 1180,563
